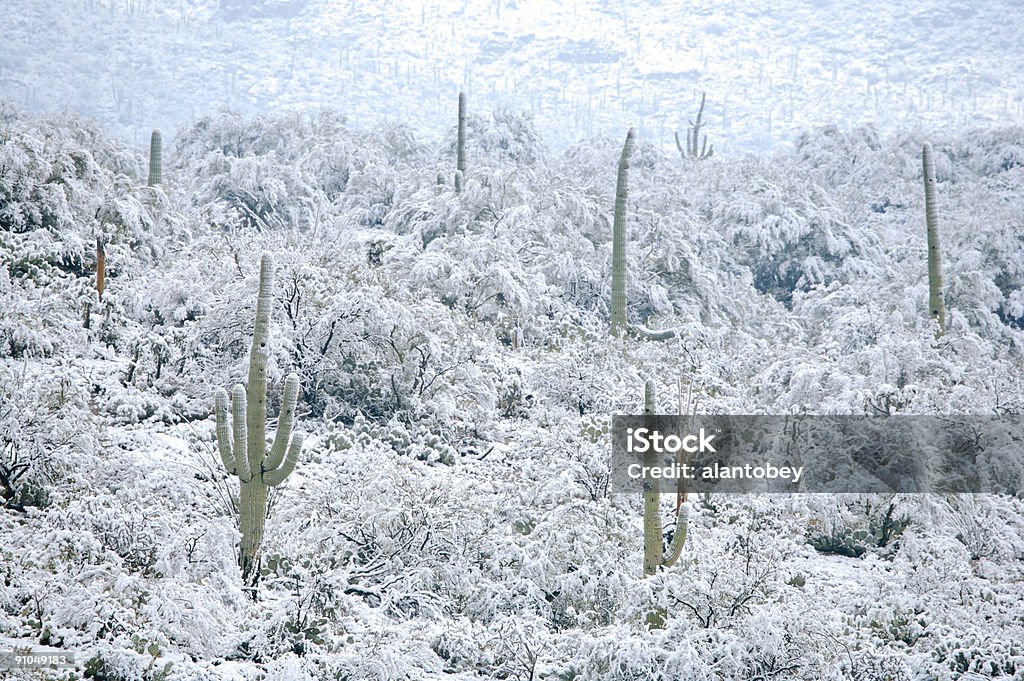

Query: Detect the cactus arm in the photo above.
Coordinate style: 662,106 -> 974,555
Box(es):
231,384 -> 252,481
674,131 -> 684,155
662,506 -> 689,568
610,128 -> 635,336
262,431 -> 304,487
265,373 -> 299,471
922,143 -> 946,335
215,388 -> 236,475
629,325 -> 676,342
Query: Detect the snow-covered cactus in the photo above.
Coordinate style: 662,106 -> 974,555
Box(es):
457,91 -> 467,176
610,129 -> 675,341
214,254 -> 304,588
676,92 -> 714,160
610,128 -> 635,336
922,142 -> 945,336
642,379 -> 688,578
147,129 -> 162,186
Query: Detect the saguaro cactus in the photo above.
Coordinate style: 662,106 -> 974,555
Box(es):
148,129 -> 162,186
214,254 -> 304,588
922,143 -> 945,336
610,129 -> 675,341
642,379 -> 688,578
457,91 -> 467,175
610,128 -> 635,336
675,92 -> 714,160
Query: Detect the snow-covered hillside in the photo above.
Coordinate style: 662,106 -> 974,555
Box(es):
2,0 -> 1023,153
2,98 -> 1024,678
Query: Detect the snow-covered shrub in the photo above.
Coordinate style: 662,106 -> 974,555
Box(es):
805,496 -> 911,558
711,158 -> 877,306
446,107 -> 548,170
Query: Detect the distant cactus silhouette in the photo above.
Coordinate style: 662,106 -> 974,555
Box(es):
675,92 -> 714,160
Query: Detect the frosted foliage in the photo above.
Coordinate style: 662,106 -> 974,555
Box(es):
2,105 -> 1024,678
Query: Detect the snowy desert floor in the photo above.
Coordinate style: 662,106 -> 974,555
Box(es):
2,99 -> 1024,680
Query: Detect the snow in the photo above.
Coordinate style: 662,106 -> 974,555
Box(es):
2,2 -> 1024,678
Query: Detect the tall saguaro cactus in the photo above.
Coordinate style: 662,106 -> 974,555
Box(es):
148,129 -> 162,186
922,143 -> 945,336
214,255 -> 304,589
610,129 -> 675,341
610,128 -> 635,336
457,91 -> 467,175
642,379 -> 688,578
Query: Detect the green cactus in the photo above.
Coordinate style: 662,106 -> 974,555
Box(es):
457,91 -> 467,176
214,254 -> 304,589
610,129 -> 675,341
610,128 -> 635,336
147,129 -> 162,186
922,142 -> 945,336
642,379 -> 688,578
675,92 -> 714,160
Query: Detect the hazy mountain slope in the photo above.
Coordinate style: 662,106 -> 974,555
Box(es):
2,0 -> 1022,153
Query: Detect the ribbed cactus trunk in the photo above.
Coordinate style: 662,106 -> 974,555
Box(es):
611,128 -> 635,336
215,255 -> 304,592
641,379 -> 688,580
642,379 -> 663,576
457,91 -> 467,175
922,143 -> 945,336
147,129 -> 162,186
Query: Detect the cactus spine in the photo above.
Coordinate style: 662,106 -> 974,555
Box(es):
147,129 -> 162,186
610,128 -> 635,336
642,379 -> 688,578
214,254 -> 304,588
922,143 -> 945,336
